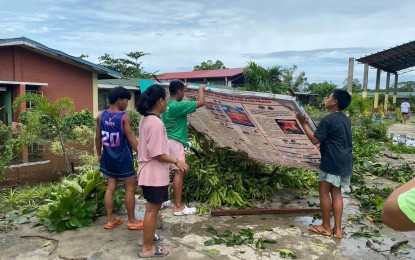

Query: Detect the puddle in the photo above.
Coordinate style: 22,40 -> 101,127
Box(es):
1,142 -> 92,187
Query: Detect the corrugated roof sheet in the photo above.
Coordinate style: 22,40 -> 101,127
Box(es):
356,41 -> 415,73
156,68 -> 244,80
0,37 -> 123,79
98,78 -> 140,86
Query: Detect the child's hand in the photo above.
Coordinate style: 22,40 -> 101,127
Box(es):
176,160 -> 189,172
295,112 -> 308,125
199,84 -> 206,91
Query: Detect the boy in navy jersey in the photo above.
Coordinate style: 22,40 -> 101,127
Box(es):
95,86 -> 143,230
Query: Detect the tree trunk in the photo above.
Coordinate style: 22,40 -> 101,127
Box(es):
56,127 -> 71,173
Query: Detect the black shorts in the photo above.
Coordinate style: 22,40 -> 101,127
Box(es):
402,112 -> 409,115
142,186 -> 169,204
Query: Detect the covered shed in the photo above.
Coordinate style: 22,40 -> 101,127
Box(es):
356,41 -> 415,110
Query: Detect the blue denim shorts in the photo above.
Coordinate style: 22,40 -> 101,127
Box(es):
319,170 -> 351,187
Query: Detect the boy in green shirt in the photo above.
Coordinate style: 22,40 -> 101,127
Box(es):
162,81 -> 206,215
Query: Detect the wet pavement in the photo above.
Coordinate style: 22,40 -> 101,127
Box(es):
1,188 -> 414,260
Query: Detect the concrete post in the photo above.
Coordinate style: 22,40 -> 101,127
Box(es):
347,58 -> 354,93
393,73 -> 398,104
374,69 -> 381,108
362,64 -> 368,98
384,72 -> 390,112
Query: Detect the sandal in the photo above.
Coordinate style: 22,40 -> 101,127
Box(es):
104,217 -> 123,229
173,206 -> 196,216
161,200 -> 172,209
308,224 -> 331,236
332,227 -> 346,239
128,220 -> 144,230
138,245 -> 169,258
137,234 -> 164,246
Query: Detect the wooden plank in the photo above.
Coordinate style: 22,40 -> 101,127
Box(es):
211,208 -> 321,216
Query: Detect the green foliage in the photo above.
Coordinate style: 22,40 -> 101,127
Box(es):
397,81 -> 415,92
60,109 -> 95,136
242,61 -> 285,94
242,62 -> 308,94
273,167 -> 318,190
183,132 -> 321,209
349,186 -> 393,222
0,184 -> 53,214
35,169 -> 112,232
388,143 -> 415,154
194,60 -> 226,71
346,94 -> 372,117
351,119 -> 387,164
13,94 -> 75,172
127,110 -> 142,133
351,226 -> 381,238
357,161 -> 415,184
0,124 -> 26,178
280,65 -> 308,92
355,118 -> 388,141
342,78 -> 362,93
98,52 -> 152,78
204,226 -> 276,249
306,81 -> 337,103
54,109 -> 96,146
183,132 -> 277,208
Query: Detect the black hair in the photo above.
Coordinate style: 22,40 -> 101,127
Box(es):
332,89 -> 351,110
169,80 -> 185,95
108,86 -> 131,104
137,84 -> 167,116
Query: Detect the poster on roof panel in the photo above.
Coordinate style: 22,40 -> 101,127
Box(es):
180,86 -> 321,169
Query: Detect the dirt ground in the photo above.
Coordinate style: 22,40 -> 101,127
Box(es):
1,121 -> 415,260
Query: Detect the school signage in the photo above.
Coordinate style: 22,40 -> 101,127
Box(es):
184,86 -> 321,169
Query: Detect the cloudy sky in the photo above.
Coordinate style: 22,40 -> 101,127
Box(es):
1,0 -> 415,87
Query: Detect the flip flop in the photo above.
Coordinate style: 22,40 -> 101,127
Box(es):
138,245 -> 169,258
137,234 -> 164,246
173,206 -> 196,216
161,200 -> 172,209
308,224 -> 331,236
332,227 -> 346,239
128,220 -> 144,230
104,217 -> 123,229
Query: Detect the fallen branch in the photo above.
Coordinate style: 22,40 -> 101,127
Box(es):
384,153 -> 399,160
390,240 -> 408,254
211,208 -> 321,216
59,255 -> 88,260
366,240 -> 389,260
20,235 -> 59,255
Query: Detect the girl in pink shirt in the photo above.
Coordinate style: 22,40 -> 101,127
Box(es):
137,84 -> 188,258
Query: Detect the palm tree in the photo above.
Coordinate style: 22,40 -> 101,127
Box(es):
243,61 -> 284,93
13,94 -> 74,172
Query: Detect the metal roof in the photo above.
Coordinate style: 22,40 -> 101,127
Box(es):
156,68 -> 244,80
0,37 -> 123,79
356,41 -> 415,74
98,78 -> 140,87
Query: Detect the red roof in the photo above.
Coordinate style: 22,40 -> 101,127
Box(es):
157,68 -> 244,80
